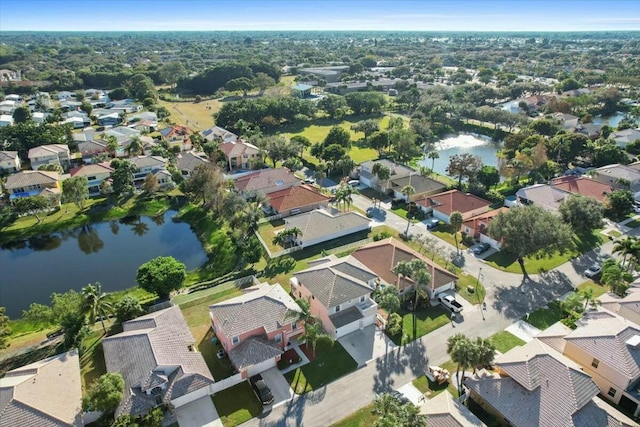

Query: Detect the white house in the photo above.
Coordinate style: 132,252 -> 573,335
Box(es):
282,207 -> 370,249
0,150 -> 21,173
28,144 -> 71,170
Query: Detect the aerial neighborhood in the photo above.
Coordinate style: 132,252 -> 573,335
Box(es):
1,22 -> 640,427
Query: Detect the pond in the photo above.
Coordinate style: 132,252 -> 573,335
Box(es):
418,133 -> 502,177
0,210 -> 208,318
593,112 -> 626,128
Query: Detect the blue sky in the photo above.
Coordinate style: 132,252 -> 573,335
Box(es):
1,0 -> 639,32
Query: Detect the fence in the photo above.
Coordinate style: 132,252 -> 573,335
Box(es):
209,372 -> 244,394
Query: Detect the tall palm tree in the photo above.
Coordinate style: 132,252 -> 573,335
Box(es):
302,321 -> 322,357
613,237 -> 637,269
127,136 -> 143,156
81,282 -> 112,334
401,185 -> 415,236
472,337 -> 495,375
371,163 -> 391,200
447,333 -> 475,394
106,135 -> 119,158
449,211 -> 464,254
427,151 -> 439,175
392,261 -> 413,299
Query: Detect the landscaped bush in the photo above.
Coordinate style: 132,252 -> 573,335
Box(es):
373,230 -> 393,241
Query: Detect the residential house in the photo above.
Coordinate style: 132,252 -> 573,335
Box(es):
209,282 -> 303,377
550,175 -> 614,203
388,174 -> 446,202
55,90 -> 75,101
129,156 -> 169,185
70,163 -> 114,193
282,207 -> 370,249
416,190 -> 491,223
535,311 -> 640,417
358,159 -> 413,191
611,128 -> 640,147
592,164 -> 640,199
515,183 -> 572,211
552,112 -> 580,130
465,339 -> 636,427
351,237 -> 458,300
292,83 -> 314,98
32,111 -> 48,124
130,119 -> 156,133
201,126 -> 238,143
176,151 -> 208,179
420,391 -> 485,426
233,168 -> 300,196
0,349 -> 83,427
96,112 -> 121,126
0,114 -> 14,127
0,150 -> 21,173
264,184 -> 331,217
102,306 -> 214,417
4,170 -> 63,202
219,140 -> 261,171
0,100 -> 15,114
462,207 -> 509,249
290,255 -> 378,338
77,140 -> 108,161
153,169 -> 173,188
599,288 -> 640,326
575,122 -> 602,139
28,144 -> 71,170
129,111 -> 158,125
159,125 -> 193,152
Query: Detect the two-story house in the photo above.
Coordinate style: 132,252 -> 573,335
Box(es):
388,174 -> 447,202
70,163 -> 114,194
599,288 -> 640,326
592,164 -> 640,200
129,155 -> 169,185
358,159 -> 413,192
4,170 -> 63,203
416,189 -> 491,223
219,140 -> 262,171
462,207 -> 509,249
159,125 -> 193,152
28,144 -> 70,171
290,255 -> 378,339
209,282 -> 303,377
0,150 -> 21,173
201,126 -> 238,143
175,151 -> 208,179
233,168 -> 300,196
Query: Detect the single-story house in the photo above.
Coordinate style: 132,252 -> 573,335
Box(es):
611,128 -> 640,148
219,140 -> 262,171
209,282 -> 303,377
552,112 -> 580,130
176,151 -> 208,179
96,112 -> 121,126
265,184 -> 331,217
290,255 -> 378,338
515,183 -> 572,212
201,126 -> 238,143
159,125 -> 193,152
550,175 -> 614,203
28,144 -> 71,170
233,168 -> 300,196
0,349 -> 83,427
358,159 -> 413,191
465,338 -> 636,427
0,150 -> 21,173
130,119 -> 157,133
416,189 -> 491,223
575,122 -> 602,139
292,83 -> 314,98
102,306 -> 214,417
282,207 -> 370,249
462,207 -> 509,249
70,162 -> 114,193
351,237 -> 458,300
388,174 -> 446,202
4,170 -> 63,202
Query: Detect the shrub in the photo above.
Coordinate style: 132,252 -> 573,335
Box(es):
373,230 -> 393,241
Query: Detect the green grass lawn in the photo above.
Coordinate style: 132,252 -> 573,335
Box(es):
331,404 -> 377,427
524,301 -> 564,330
429,224 -> 470,251
212,383 -> 262,427
412,374 -> 448,398
389,305 -> 450,345
489,331 -> 526,354
257,219 -> 286,252
485,229 -> 608,274
576,280 -> 608,299
285,336 -> 357,394
456,273 -> 486,305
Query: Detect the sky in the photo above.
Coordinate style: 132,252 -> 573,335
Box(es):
0,0 -> 639,32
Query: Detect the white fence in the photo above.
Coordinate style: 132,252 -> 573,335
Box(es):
209,372 -> 244,394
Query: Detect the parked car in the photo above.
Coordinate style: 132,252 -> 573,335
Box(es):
249,374 -> 274,405
438,294 -> 463,313
584,264 -> 602,278
473,243 -> 491,255
390,390 -> 410,405
304,177 -> 315,184
426,219 -> 439,230
347,179 -> 360,187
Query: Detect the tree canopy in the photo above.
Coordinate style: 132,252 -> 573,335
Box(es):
136,256 -> 186,300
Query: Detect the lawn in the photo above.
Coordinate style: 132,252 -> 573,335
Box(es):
331,404 -> 377,427
456,273 -> 486,305
257,219 -> 286,252
157,99 -> 219,131
576,280 -> 607,299
524,300 -> 564,330
484,229 -> 608,274
284,336 -> 357,394
389,305 -> 450,345
211,383 -> 262,427
489,331 -> 526,354
412,374 -> 448,398
429,224 -> 470,252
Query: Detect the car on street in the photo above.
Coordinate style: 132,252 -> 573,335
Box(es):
304,177 -> 315,184
584,264 -> 602,278
473,243 -> 491,255
426,219 -> 439,230
249,374 -> 274,405
390,390 -> 410,405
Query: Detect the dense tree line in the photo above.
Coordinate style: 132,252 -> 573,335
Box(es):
178,61 -> 281,95
214,96 -> 316,133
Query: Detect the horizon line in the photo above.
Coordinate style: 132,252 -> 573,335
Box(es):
2,29 -> 639,33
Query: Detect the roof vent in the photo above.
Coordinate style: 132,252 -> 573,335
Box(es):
626,335 -> 640,347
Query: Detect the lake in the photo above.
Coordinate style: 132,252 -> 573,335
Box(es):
418,134 -> 502,177
0,210 -> 208,318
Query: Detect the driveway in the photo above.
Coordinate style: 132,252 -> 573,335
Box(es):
260,367 -> 293,409
175,395 -> 222,427
397,383 -> 426,406
338,325 -> 397,367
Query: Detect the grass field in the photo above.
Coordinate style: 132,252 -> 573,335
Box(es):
331,404 -> 377,427
390,305 -> 450,345
524,301 -> 564,331
576,280 -> 607,299
157,99 -> 219,131
489,331 -> 526,354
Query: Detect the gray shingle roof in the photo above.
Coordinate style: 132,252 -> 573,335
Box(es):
420,391 -> 484,426
209,283 -> 301,339
283,208 -> 370,244
228,336 -> 283,370
294,255 -> 376,308
128,155 -> 167,169
176,151 -> 208,173
329,306 -> 363,328
0,150 -> 18,161
102,306 -> 214,417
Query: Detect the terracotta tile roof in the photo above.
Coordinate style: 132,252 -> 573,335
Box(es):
416,190 -> 491,216
4,170 -> 61,189
266,184 -> 331,213
234,168 -> 299,194
159,125 -> 193,139
550,176 -> 614,203
463,207 -> 509,234
351,238 -> 458,293
0,350 -> 83,427
219,140 -> 260,158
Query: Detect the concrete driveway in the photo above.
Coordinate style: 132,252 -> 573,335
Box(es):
338,325 -> 397,367
175,395 -> 222,427
397,383 -> 426,406
260,367 -> 293,409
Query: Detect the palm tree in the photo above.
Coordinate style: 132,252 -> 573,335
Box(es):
472,337 -> 495,374
447,333 -> 475,394
302,321 -> 322,357
401,185 -> 415,236
580,287 -> 597,310
106,135 -> 119,158
81,282 -> 112,334
449,211 -> 464,254
392,261 -> 413,299
371,163 -> 391,200
613,237 -> 637,269
127,136 -> 143,156
313,163 -> 327,186
427,151 -> 439,175
287,227 -> 302,247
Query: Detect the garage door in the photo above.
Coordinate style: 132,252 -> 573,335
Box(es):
246,357 -> 277,377
336,321 -> 361,339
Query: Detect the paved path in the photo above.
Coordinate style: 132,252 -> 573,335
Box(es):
241,194 -> 625,427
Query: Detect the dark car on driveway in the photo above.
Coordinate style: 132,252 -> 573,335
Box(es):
473,243 -> 491,256
249,374 -> 274,405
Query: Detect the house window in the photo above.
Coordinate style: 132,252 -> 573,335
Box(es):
292,322 -> 297,330
232,336 -> 239,345
360,296 -> 365,303
335,305 -> 341,312
275,334 -> 282,343
607,387 -> 616,398
591,358 -> 599,368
